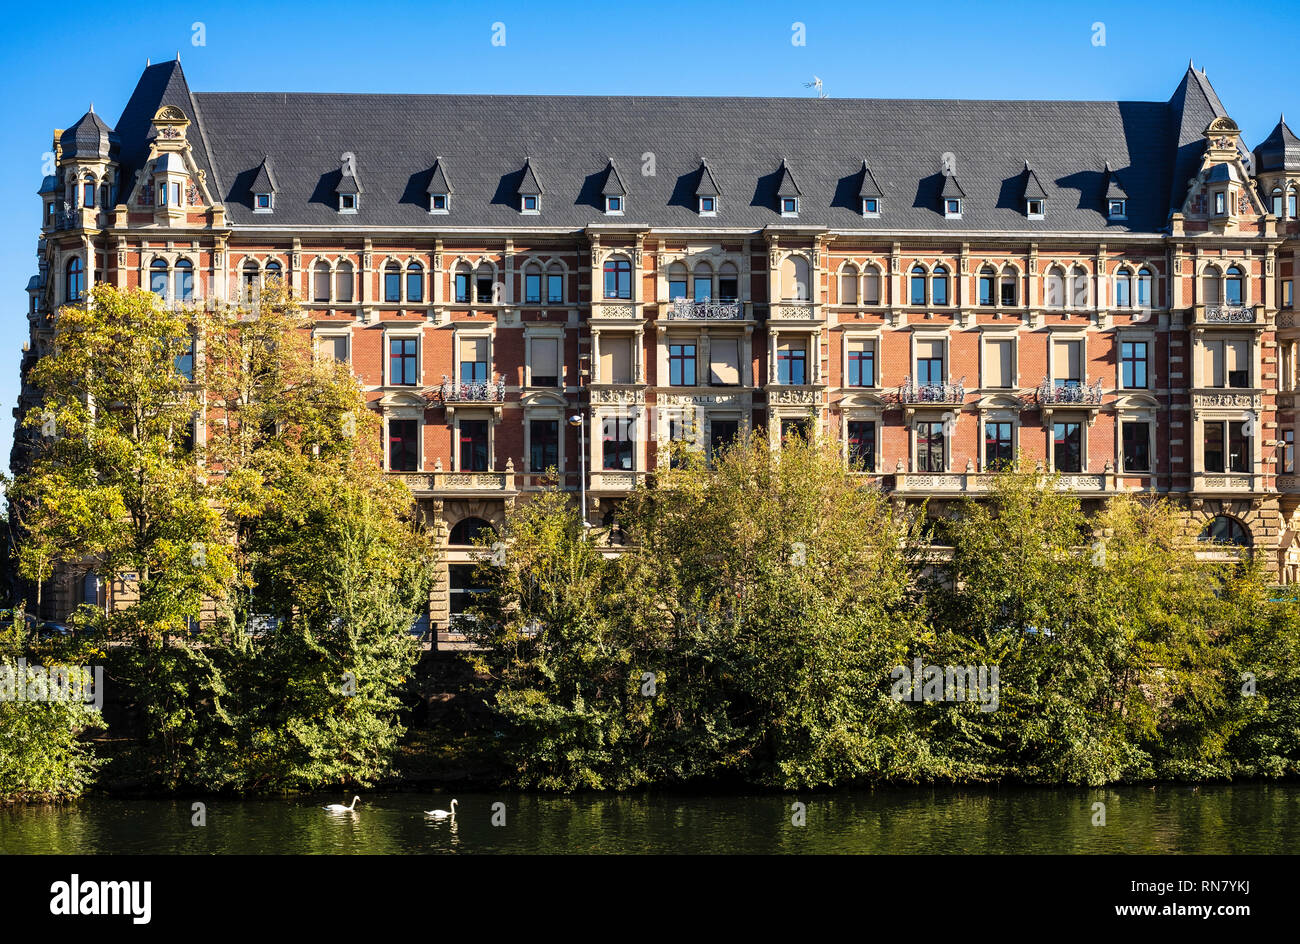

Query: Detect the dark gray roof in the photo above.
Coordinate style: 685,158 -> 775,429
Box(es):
695,160 -> 721,197
127,63 -> 1241,232
249,156 -> 277,193
518,158 -> 543,195
774,159 -> 801,197
38,175 -> 59,195
1104,162 -> 1129,199
1256,117 -> 1300,174
114,61 -> 216,206
940,174 -> 965,198
336,170 -> 361,195
61,107 -> 114,160
858,162 -> 883,199
600,159 -> 627,197
1022,164 -> 1048,200
426,156 -> 452,194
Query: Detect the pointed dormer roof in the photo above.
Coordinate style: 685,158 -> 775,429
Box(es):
599,159 -> 627,197
695,159 -> 721,197
858,161 -> 883,199
426,156 -> 452,194
1255,116 -> 1300,174
1103,162 -> 1128,199
1022,162 -> 1047,200
249,156 -> 277,193
336,159 -> 361,194
518,157 -> 543,195
940,173 -> 965,198
62,105 -> 114,160
1167,62 -> 1228,213
774,159 -> 801,197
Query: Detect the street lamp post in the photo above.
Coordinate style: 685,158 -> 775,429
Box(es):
568,412 -> 588,528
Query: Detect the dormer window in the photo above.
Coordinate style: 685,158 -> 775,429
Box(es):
862,197 -> 880,217
1108,199 -> 1127,220
339,193 -> 357,213
430,193 -> 448,214
944,198 -> 962,219
605,195 -> 623,215
254,193 -> 272,212
699,195 -> 717,216
522,194 -> 539,214
1026,199 -> 1045,219
781,197 -> 799,217
1214,191 -> 1226,216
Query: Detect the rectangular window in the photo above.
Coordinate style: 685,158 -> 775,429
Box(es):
985,421 -> 1014,469
847,339 -> 875,387
979,273 -> 994,306
669,343 -> 697,386
710,338 -> 741,386
529,419 -> 559,472
388,419 -> 419,471
600,335 -> 633,384
475,275 -> 495,304
530,337 -> 559,387
781,417 -> 809,444
523,195 -> 538,211
1284,280 -> 1294,308
985,339 -> 1013,389
389,338 -> 418,386
1291,194 -> 1298,218
777,340 -> 806,385
848,421 -> 876,471
910,273 -> 926,306
525,273 -> 542,304
863,270 -> 880,305
709,420 -> 739,463
455,273 -> 471,304
718,276 -> 739,301
604,261 -> 631,300
668,278 -> 688,300
915,339 -> 944,387
169,183 -> 180,206
459,336 -> 489,384
1284,429 -> 1295,474
459,420 -> 489,472
1215,192 -> 1226,215
1203,421 -> 1251,474
1227,339 -> 1249,388
175,339 -> 195,382
406,269 -> 423,303
322,335 -> 349,363
384,269 -> 401,302
693,277 -> 712,301
1122,421 -> 1150,472
667,414 -> 694,469
1053,339 -> 1082,387
547,273 -> 564,304
1000,275 -> 1017,307
1121,340 -> 1148,389
916,421 -> 945,472
602,415 -> 634,470
1204,339 -> 1225,388
1053,421 -> 1082,472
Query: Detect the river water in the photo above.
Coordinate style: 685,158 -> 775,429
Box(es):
3,784 -> 1297,854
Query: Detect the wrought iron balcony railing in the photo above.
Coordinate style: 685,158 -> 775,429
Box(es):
667,298 -> 744,321
1203,305 -> 1256,324
1037,378 -> 1103,405
433,375 -> 506,403
899,376 -> 965,404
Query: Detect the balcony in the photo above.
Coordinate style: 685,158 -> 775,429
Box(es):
769,300 -> 818,321
894,469 -> 1118,496
588,470 -> 645,492
391,466 -> 518,496
1193,305 -> 1258,327
899,376 -> 966,406
1192,472 -> 1261,495
1037,379 -> 1103,406
431,376 -> 506,404
666,298 -> 745,321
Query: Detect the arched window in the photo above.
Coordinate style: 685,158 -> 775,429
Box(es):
1114,267 -> 1132,308
910,265 -> 927,305
1225,265 -> 1244,306
691,261 -> 713,301
545,263 -> 565,304
1198,516 -> 1251,547
603,257 -> 632,300
840,265 -> 858,305
667,262 -> 688,301
1136,267 -> 1153,308
863,266 -> 881,305
175,259 -> 194,301
1272,188 -> 1284,217
312,262 -> 331,303
263,260 -> 281,288
932,265 -> 949,305
522,262 -> 543,304
334,261 -> 355,302
81,175 -> 96,208
449,517 -> 494,545
406,263 -> 424,303
150,258 -> 170,298
66,256 -> 85,301
1203,266 -> 1221,305
384,261 -> 401,302
475,262 -> 496,303
1070,265 -> 1089,308
1045,266 -> 1065,308
782,255 -> 809,301
999,267 -> 1018,306
1289,187 -> 1298,219
717,262 -> 739,302
454,262 -> 473,303
978,266 -> 996,306
241,259 -> 259,299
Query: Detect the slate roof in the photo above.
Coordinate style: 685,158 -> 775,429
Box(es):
426,156 -> 452,195
1256,117 -> 1300,174
600,159 -> 627,197
61,107 -> 114,160
1022,163 -> 1048,200
249,156 -> 277,193
1104,162 -> 1129,199
940,174 -> 965,199
694,160 -> 721,197
97,61 -> 1243,233
774,159 -> 802,198
857,162 -> 883,199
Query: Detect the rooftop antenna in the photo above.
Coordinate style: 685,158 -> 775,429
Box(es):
146,57 -> 151,67
803,76 -> 827,99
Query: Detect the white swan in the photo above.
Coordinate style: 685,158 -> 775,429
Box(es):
323,795 -> 360,813
425,799 -> 458,819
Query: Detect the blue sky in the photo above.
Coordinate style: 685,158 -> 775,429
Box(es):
3,0 -> 1298,473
